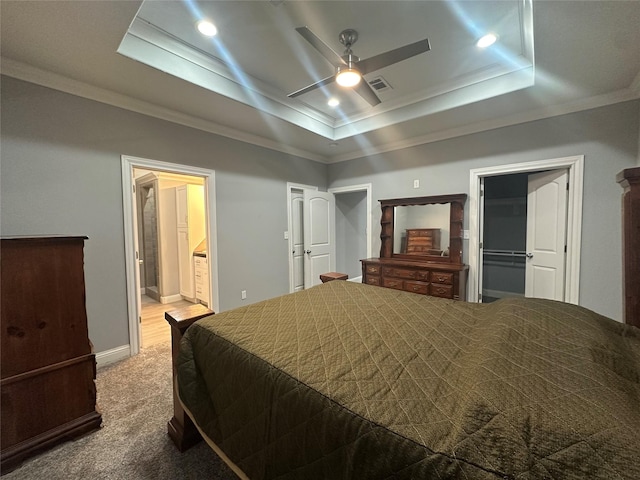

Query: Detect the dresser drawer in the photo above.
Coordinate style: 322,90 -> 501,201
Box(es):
383,278 -> 404,290
382,267 -> 428,281
431,272 -> 454,285
365,264 -> 381,275
404,281 -> 429,295
430,284 -> 453,298
364,275 -> 380,286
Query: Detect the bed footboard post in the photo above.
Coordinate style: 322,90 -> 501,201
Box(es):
165,305 -> 214,452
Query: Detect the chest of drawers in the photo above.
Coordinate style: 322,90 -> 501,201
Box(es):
361,258 -> 467,300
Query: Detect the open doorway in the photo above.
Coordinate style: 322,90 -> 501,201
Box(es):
122,156 -> 218,356
468,155 -> 584,304
134,169 -> 207,348
287,183 -> 372,292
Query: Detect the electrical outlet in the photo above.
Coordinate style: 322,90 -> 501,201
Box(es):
241,290 -> 247,300
463,229 -> 470,240
413,179 -> 420,188
284,231 -> 289,240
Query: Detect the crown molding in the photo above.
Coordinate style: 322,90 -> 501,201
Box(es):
328,87 -> 640,163
3,57 -> 638,167
0,57 -> 329,164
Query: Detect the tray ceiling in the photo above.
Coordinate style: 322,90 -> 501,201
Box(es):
118,0 -> 534,140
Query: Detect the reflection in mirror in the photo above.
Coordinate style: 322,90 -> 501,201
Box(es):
393,204 -> 450,256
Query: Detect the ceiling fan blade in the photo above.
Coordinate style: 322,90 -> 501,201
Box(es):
296,26 -> 347,66
353,81 -> 381,107
356,38 -> 431,75
288,74 -> 336,98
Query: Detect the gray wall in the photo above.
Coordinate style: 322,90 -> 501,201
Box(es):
1,76 -> 327,353
328,100 -> 640,321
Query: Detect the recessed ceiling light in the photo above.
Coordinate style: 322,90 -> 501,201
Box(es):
197,20 -> 218,37
476,33 -> 498,48
328,98 -> 340,107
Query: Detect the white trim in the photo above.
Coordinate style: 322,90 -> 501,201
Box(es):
160,294 -> 183,304
96,345 -> 131,369
286,183 -> 372,292
328,183 -> 374,260
121,155 -> 219,356
468,155 -> 583,304
329,89 -> 639,164
2,58 -> 326,164
286,183 -> 319,293
4,58 -> 638,166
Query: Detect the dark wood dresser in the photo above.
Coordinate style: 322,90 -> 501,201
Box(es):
363,194 -> 468,301
403,228 -> 441,255
1,236 -> 102,471
617,167 -> 640,327
362,258 -> 467,300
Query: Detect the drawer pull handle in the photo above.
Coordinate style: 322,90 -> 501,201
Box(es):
412,285 -> 420,291
388,282 -> 398,287
437,276 -> 445,282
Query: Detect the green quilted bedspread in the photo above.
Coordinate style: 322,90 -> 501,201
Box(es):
177,280 -> 640,479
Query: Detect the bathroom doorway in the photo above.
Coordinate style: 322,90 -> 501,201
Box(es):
122,155 -> 218,356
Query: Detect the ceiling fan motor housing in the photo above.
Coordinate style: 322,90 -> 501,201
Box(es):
339,29 -> 359,51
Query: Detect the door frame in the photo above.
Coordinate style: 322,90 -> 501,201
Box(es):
328,183 -> 373,278
468,155 -> 584,304
287,183 -> 318,293
121,155 -> 219,356
286,182 -> 373,292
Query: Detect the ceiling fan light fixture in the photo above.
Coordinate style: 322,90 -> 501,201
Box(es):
336,68 -> 362,87
336,53 -> 361,87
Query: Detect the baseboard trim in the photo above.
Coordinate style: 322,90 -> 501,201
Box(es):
161,294 -> 183,304
95,345 -> 131,369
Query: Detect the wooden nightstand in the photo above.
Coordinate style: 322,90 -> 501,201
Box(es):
320,272 -> 349,283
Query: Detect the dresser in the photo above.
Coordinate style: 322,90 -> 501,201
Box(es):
403,228 -> 441,255
363,194 -> 468,301
617,167 -> 640,327
1,236 -> 102,471
362,258 -> 467,300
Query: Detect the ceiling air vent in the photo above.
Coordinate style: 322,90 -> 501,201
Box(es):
368,76 -> 392,92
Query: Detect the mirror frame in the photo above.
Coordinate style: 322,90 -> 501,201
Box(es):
379,194 -> 467,264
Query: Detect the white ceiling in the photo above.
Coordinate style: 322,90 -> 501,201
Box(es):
2,1 -> 639,163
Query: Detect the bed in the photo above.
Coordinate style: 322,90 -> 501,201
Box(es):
169,280 -> 640,479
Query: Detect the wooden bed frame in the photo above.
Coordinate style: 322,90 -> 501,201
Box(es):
165,169 -> 640,454
165,304 -> 213,451
617,166 -> 640,328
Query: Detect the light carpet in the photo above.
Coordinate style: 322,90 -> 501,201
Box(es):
3,342 -> 239,479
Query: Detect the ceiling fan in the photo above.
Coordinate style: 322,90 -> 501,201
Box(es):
288,27 -> 431,106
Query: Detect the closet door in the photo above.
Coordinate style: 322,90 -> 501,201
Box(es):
525,170 -> 568,300
303,190 -> 336,288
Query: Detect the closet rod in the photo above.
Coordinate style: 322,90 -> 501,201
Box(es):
483,249 -> 526,257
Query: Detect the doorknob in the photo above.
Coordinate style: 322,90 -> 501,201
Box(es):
526,253 -> 533,258
305,250 -> 311,254
138,259 -> 144,264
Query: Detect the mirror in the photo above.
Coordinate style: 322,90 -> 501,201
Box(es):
393,204 -> 450,256
379,194 -> 467,264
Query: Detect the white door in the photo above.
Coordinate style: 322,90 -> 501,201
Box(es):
291,191 -> 305,292
303,190 -> 336,288
525,170 -> 568,300
177,228 -> 193,298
